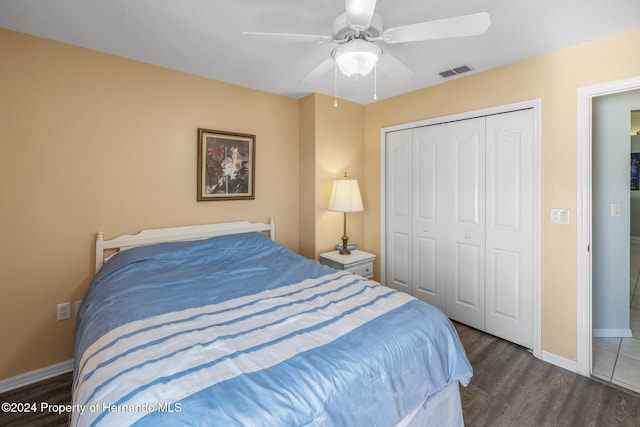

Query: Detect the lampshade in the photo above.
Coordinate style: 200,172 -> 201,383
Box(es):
332,40 -> 382,80
328,179 -> 364,212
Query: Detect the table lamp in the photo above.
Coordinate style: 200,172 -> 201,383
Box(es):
328,173 -> 363,255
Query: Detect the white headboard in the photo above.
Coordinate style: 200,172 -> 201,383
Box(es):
95,217 -> 275,273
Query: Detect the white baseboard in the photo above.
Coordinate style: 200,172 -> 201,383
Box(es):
0,359 -> 73,394
593,328 -> 633,338
541,351 -> 577,373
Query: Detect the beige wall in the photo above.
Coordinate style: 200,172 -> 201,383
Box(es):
0,29 -> 301,379
297,93 -> 365,260
298,95 -> 316,258
314,94 -> 365,257
363,28 -> 640,360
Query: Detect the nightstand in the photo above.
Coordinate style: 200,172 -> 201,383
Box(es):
319,250 -> 376,279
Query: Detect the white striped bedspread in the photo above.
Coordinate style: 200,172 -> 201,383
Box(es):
72,232 -> 472,426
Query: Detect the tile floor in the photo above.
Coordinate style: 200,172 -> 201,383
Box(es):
592,241 -> 640,393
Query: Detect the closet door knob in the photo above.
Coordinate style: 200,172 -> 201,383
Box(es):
464,233 -> 471,239
423,227 -> 429,232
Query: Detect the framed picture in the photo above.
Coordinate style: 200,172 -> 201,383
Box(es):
632,153 -> 639,191
197,129 -> 255,201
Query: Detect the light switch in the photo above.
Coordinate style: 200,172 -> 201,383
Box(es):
550,208 -> 571,225
611,203 -> 621,217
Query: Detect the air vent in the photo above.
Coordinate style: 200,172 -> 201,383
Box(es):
439,69 -> 456,78
438,65 -> 473,78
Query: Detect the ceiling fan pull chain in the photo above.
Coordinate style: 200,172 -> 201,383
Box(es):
333,61 -> 339,107
373,65 -> 378,100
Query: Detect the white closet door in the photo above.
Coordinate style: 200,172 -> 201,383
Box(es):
485,110 -> 534,348
445,117 -> 486,330
412,125 -> 446,310
385,129 -> 413,294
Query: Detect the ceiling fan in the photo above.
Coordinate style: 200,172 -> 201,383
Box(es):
241,0 -> 491,85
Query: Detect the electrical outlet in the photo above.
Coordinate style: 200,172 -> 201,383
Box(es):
57,302 -> 71,321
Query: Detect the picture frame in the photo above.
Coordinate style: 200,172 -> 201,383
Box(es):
632,153 -> 639,191
197,128 -> 255,201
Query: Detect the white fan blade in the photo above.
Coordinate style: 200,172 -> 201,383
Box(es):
241,32 -> 332,43
382,12 -> 490,44
377,51 -> 414,82
345,0 -> 377,30
302,57 -> 335,83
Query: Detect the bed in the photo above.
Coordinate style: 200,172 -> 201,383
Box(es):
72,219 -> 472,426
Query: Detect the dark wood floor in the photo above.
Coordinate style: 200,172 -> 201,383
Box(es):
2,323 -> 640,426
455,322 -> 640,426
0,371 -> 72,426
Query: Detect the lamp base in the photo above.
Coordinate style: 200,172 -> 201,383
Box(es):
339,236 -> 351,255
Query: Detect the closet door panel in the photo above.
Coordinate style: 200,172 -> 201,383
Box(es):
415,235 -> 439,301
385,129 -> 413,294
490,249 -> 520,318
485,110 -> 534,349
413,125 -> 446,310
389,232 -> 411,289
454,242 -> 482,306
445,117 -> 486,329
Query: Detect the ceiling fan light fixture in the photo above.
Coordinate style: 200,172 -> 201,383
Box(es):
332,40 -> 382,80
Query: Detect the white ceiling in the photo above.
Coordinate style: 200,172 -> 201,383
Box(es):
1,0 -> 639,105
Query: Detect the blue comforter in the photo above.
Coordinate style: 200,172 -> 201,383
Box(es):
72,232 -> 472,426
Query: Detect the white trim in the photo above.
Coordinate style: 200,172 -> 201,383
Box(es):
631,235 -> 640,244
576,76 -> 640,377
532,101 -> 543,360
0,359 -> 73,393
592,328 -> 633,338
541,351 -> 577,373
380,99 -> 542,359
381,100 -> 539,133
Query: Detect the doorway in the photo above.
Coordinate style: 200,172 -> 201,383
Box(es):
576,77 -> 640,381
591,107 -> 640,392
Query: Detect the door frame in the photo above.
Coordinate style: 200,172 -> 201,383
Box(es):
576,76 -> 640,376
380,99 -> 542,359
